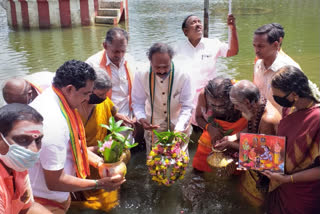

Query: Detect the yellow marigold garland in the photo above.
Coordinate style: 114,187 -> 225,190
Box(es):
147,142 -> 189,186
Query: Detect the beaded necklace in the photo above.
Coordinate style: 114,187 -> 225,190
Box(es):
247,98 -> 267,133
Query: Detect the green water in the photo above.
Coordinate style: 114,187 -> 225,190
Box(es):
0,0 -> 319,213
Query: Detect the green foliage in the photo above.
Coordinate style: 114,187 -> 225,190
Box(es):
152,130 -> 188,146
98,116 -> 138,163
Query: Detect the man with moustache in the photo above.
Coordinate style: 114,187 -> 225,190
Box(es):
175,14 -> 239,125
253,24 -> 301,113
132,43 -> 194,154
28,60 -> 125,213
86,27 -> 135,128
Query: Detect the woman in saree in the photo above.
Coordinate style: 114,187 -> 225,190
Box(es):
192,77 -> 247,172
262,65 -> 320,214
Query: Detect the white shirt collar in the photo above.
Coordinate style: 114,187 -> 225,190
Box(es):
186,37 -> 204,49
105,52 -> 125,68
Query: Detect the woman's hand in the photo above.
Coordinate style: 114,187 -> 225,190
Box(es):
261,171 -> 290,185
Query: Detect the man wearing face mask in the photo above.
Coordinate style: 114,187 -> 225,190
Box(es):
76,68 -> 127,211
2,72 -> 54,104
0,103 -> 51,213
132,43 -> 194,155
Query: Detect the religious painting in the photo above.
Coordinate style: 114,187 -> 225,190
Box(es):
238,133 -> 286,173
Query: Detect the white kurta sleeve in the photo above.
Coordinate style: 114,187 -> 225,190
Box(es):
174,75 -> 194,132
132,71 -> 147,120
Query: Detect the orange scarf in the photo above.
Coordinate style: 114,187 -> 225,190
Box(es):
99,50 -> 133,110
193,117 -> 247,172
52,86 -> 90,178
26,80 -> 44,94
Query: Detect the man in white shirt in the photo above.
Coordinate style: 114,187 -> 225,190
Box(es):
28,60 -> 125,213
86,27 -> 134,127
253,24 -> 301,113
175,14 -> 239,125
2,71 -> 54,104
132,43 -> 194,154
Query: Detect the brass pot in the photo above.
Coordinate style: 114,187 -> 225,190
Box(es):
207,148 -> 236,176
120,149 -> 131,165
99,161 -> 127,178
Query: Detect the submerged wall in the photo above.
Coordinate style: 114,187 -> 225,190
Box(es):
4,0 -> 107,29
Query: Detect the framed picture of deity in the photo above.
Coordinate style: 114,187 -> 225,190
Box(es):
238,133 -> 286,173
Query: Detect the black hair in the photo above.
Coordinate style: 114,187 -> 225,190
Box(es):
147,43 -> 175,61
105,27 -> 129,44
271,23 -> 285,39
205,77 -> 233,99
182,14 -> 196,29
254,23 -> 282,44
272,65 -> 316,101
53,60 -> 96,90
0,103 -> 43,136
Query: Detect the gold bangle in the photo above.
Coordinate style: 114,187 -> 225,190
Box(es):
290,175 -> 294,183
205,123 -> 209,130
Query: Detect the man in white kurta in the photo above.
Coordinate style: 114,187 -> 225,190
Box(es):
132,43 -> 194,154
175,14 -> 239,125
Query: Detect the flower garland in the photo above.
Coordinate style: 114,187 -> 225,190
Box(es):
147,142 -> 189,186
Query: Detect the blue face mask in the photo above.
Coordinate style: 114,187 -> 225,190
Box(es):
0,133 -> 40,172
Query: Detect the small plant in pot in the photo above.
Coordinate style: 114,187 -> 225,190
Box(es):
146,130 -> 189,186
98,117 -> 138,178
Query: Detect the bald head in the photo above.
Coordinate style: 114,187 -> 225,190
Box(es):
2,78 -> 32,104
230,80 -> 260,103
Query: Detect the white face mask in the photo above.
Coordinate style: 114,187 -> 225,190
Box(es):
0,133 -> 40,172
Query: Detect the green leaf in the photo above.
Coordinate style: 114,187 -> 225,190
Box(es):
100,124 -> 110,130
224,129 -> 234,136
125,141 -> 138,149
114,126 -> 133,133
115,120 -> 124,128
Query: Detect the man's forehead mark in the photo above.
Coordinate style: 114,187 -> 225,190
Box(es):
24,130 -> 41,134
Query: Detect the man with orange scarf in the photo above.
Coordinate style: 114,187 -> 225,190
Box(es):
2,72 -> 54,104
192,78 -> 247,172
28,60 -> 125,213
86,27 -> 135,129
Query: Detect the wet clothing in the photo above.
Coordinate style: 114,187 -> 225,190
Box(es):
267,105 -> 320,214
74,97 -> 119,212
193,117 -> 247,172
0,161 -> 33,213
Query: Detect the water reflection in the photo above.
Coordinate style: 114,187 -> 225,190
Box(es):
0,0 -> 319,212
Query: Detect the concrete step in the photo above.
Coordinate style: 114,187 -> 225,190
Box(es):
99,1 -> 121,9
97,8 -> 120,16
95,16 -> 118,25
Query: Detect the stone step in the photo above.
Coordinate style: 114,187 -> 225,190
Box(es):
97,8 -> 120,16
95,16 -> 118,25
99,1 -> 121,9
